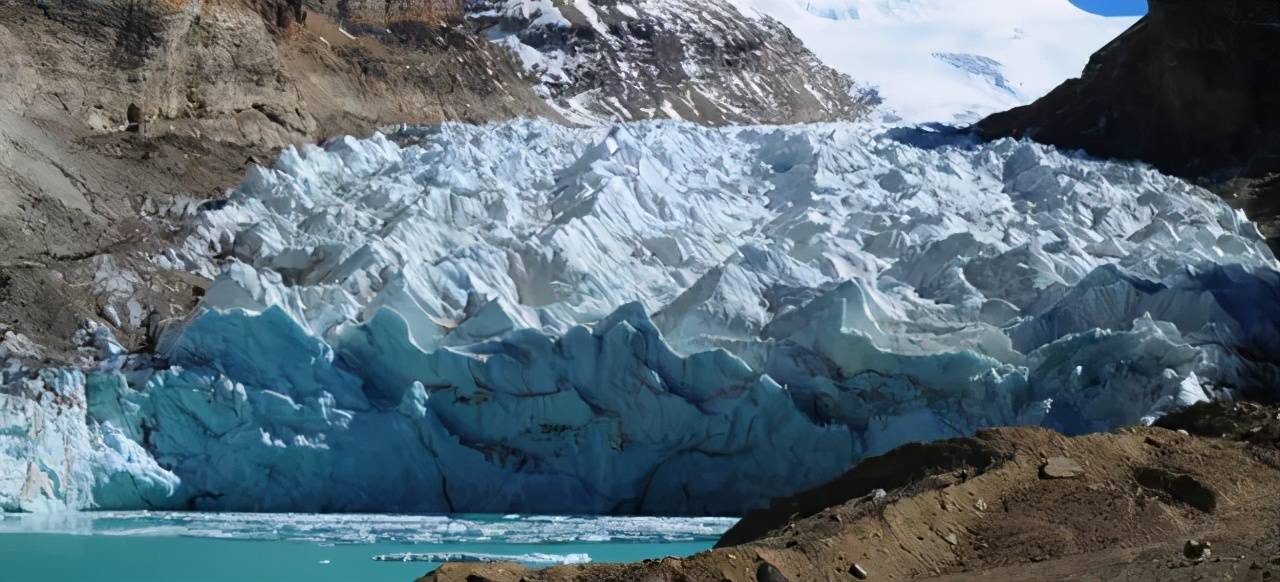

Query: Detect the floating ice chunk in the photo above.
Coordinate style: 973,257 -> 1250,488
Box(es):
372,552 -> 591,565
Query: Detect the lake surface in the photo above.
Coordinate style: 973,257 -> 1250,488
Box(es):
0,512 -> 735,582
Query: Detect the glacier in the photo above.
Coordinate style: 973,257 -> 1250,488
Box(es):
3,119 -> 1279,515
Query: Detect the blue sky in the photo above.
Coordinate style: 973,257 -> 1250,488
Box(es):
1070,0 -> 1148,16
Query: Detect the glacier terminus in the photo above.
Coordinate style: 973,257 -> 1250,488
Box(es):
3,119 -> 1278,515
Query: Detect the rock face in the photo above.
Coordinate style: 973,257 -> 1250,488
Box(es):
336,0 -> 464,33
470,0 -> 877,124
976,0 -> 1280,246
246,0 -> 307,31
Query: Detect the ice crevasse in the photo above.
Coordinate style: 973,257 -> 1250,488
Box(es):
4,119 -> 1280,514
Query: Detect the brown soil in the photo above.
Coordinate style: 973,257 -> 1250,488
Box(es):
421,402 -> 1280,582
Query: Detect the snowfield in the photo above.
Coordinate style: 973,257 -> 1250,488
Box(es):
4,119 -> 1279,514
731,0 -> 1140,123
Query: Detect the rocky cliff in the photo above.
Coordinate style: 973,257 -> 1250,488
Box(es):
977,0 -> 1280,249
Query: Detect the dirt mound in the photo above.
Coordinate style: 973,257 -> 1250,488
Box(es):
422,407 -> 1280,581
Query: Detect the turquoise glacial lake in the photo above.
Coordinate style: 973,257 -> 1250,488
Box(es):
0,512 -> 734,582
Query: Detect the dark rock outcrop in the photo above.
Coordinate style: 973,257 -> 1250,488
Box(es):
717,437 -> 1009,549
1135,467 -> 1219,513
976,0 -> 1280,247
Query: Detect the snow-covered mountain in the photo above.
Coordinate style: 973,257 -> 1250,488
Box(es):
730,0 -> 1140,123
468,0 -> 878,124
6,119 -> 1277,515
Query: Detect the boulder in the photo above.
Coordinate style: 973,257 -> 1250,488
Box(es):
756,562 -> 788,582
1040,456 -> 1084,479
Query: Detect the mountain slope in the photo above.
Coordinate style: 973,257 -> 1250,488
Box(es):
0,0 -> 873,359
0,0 -> 551,358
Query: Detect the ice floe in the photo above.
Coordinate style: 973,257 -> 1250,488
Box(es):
0,511 -> 735,545
372,552 -> 591,565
